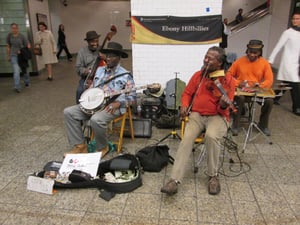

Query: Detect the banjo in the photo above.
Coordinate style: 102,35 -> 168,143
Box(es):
79,83 -> 161,115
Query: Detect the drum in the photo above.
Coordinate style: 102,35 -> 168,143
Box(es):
79,88 -> 106,115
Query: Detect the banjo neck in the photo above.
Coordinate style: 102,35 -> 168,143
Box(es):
103,84 -> 154,98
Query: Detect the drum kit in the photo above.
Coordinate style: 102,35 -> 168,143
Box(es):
78,83 -> 161,115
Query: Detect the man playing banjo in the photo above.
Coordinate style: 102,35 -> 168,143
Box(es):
64,42 -> 135,157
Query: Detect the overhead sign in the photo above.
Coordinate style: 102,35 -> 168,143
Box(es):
131,15 -> 222,44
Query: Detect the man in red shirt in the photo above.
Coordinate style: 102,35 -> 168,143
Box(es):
228,40 -> 274,136
161,46 -> 235,195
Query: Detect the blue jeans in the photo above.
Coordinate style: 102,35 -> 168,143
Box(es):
11,55 -> 30,89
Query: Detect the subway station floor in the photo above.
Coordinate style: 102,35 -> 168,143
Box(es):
1,52 -> 300,225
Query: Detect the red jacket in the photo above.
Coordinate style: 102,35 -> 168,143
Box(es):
181,70 -> 235,121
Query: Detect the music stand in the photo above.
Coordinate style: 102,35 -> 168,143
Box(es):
157,72 -> 182,143
242,93 -> 272,152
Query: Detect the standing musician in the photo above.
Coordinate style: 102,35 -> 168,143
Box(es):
161,46 -> 235,195
64,42 -> 135,157
228,40 -> 274,136
75,30 -> 101,103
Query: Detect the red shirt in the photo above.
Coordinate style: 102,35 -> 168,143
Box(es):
181,70 -> 235,121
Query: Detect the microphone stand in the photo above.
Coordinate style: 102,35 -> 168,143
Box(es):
158,72 -> 182,143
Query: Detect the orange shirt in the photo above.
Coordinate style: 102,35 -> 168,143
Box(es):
181,71 -> 235,121
227,56 -> 273,88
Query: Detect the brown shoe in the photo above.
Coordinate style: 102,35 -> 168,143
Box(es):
161,179 -> 178,195
208,176 -> 221,195
99,146 -> 109,158
64,144 -> 88,157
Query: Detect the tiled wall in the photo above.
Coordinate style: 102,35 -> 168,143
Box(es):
0,0 -> 30,75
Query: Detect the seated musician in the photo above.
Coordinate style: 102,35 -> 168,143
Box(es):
64,42 -> 135,157
161,46 -> 235,195
227,40 -> 274,136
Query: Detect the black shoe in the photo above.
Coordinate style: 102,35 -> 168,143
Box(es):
25,83 -> 29,87
68,58 -> 72,62
14,88 -> 20,93
47,77 -> 53,81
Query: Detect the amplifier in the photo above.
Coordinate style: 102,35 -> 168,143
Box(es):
124,118 -> 152,138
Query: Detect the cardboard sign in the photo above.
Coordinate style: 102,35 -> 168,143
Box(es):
27,176 -> 55,195
59,152 -> 101,178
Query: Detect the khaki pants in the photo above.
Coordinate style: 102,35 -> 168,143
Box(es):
170,112 -> 228,181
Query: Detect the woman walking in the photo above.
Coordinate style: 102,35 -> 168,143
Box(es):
56,24 -> 72,61
35,22 -> 58,80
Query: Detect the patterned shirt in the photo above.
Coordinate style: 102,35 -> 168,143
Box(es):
94,64 -> 136,113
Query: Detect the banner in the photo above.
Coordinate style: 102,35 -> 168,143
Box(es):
131,15 -> 222,44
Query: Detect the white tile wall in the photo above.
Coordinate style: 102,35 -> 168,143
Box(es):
132,44 -> 215,86
131,0 -> 223,87
131,0 -> 222,16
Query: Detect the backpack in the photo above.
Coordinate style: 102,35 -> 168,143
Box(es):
36,154 -> 142,198
135,144 -> 174,172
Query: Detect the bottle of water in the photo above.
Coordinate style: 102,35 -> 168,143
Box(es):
137,105 -> 142,117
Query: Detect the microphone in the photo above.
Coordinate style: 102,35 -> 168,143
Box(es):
214,79 -> 237,113
214,79 -> 228,98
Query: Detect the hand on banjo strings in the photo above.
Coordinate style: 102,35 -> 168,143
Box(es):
105,101 -> 121,114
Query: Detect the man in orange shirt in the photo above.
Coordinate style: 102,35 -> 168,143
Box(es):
227,40 -> 274,136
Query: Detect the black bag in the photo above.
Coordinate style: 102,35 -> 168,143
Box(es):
69,170 -> 93,183
36,154 -> 142,194
155,113 -> 181,129
135,145 -> 174,172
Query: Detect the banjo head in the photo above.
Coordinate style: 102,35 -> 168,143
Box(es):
79,88 -> 105,110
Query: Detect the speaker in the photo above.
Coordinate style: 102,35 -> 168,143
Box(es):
124,118 -> 152,138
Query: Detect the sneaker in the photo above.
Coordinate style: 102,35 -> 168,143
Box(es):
231,127 -> 238,136
99,146 -> 109,158
293,109 -> 300,116
161,179 -> 178,195
14,88 -> 21,93
257,124 -> 271,136
208,176 -> 220,195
